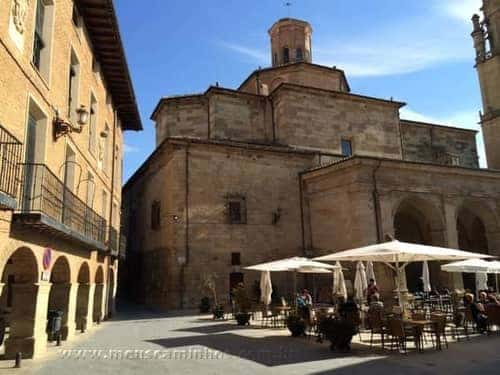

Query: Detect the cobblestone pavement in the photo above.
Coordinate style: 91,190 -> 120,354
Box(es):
2,304 -> 500,374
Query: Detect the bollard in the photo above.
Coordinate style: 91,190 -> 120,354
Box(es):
14,352 -> 22,368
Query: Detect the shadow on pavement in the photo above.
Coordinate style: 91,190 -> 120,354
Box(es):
147,332 -> 380,367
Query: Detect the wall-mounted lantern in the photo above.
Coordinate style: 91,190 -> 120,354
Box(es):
53,105 -> 89,140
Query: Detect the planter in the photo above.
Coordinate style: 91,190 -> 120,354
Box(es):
286,317 -> 306,337
318,317 -> 356,351
199,297 -> 211,313
235,312 -> 251,326
212,306 -> 225,320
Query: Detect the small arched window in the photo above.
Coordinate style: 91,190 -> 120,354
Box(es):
296,48 -> 303,61
283,47 -> 290,64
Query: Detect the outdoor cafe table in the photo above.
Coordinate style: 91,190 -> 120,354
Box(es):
403,319 -> 441,352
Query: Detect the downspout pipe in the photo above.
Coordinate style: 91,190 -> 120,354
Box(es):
372,160 -> 383,243
180,143 -> 190,309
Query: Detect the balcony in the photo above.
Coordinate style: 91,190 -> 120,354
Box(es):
0,124 -> 22,209
13,163 -> 107,251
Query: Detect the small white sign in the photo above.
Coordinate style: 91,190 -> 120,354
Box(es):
41,271 -> 50,282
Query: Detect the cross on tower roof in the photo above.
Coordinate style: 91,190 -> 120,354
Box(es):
284,1 -> 292,17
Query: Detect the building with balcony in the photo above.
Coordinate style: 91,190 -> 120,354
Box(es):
0,0 -> 141,358
123,6 -> 500,312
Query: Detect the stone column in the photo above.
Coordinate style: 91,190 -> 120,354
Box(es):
443,199 -> 464,290
5,282 -> 51,359
75,284 -> 90,332
85,284 -> 95,330
63,283 -> 78,341
95,283 -> 105,323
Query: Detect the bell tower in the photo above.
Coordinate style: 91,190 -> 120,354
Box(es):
269,18 -> 312,67
473,0 -> 500,169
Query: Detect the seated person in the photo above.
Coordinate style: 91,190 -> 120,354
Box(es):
365,279 -> 379,303
368,293 -> 384,314
297,291 -> 312,322
478,291 -> 488,305
487,294 -> 500,307
464,293 -> 488,333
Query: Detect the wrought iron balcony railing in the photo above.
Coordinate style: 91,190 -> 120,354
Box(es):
0,124 -> 22,209
15,163 -> 107,250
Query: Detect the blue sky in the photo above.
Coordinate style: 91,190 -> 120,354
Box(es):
117,0 -> 486,182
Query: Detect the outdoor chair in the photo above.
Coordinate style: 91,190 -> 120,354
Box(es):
424,313 -> 449,350
463,308 -> 477,335
411,311 -> 426,321
367,310 -> 387,348
387,318 -> 416,354
486,305 -> 500,334
446,310 -> 469,341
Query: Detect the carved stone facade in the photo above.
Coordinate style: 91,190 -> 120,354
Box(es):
123,12 -> 500,310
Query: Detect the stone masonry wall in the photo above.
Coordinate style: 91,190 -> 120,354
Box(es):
273,85 -> 403,158
401,120 -> 479,168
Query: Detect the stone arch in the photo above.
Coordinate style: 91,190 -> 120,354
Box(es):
75,262 -> 90,331
93,266 -> 104,323
48,256 -> 71,341
1,247 -> 39,310
0,247 -> 41,358
456,200 -> 498,291
393,196 -> 445,292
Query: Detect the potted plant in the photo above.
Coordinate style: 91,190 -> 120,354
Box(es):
232,283 -> 252,326
202,273 -> 224,320
199,296 -> 211,314
286,311 -> 306,337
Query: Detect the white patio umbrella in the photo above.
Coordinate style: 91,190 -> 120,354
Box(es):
366,261 -> 376,284
354,261 -> 368,302
246,257 -> 338,306
260,271 -> 273,306
315,240 -> 493,307
333,261 -> 347,300
246,257 -> 337,272
422,261 -> 432,293
441,259 -> 500,292
476,272 -> 489,292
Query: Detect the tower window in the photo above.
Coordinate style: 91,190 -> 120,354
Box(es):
231,252 -> 241,266
341,139 -> 353,157
283,47 -> 290,64
226,194 -> 247,224
296,48 -> 303,62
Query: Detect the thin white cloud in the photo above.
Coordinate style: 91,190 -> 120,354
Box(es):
438,0 -> 482,23
220,1 -> 482,78
124,143 -> 139,153
218,41 -> 268,64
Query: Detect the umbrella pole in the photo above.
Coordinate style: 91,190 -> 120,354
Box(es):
496,274 -> 499,293
293,271 -> 297,309
396,260 -> 403,309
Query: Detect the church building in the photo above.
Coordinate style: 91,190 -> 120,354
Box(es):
123,1 -> 500,310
